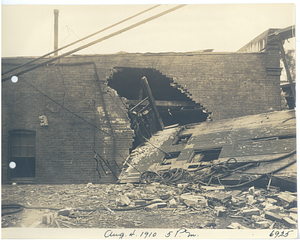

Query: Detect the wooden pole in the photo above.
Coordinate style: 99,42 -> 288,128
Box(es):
141,76 -> 164,130
278,40 -> 296,104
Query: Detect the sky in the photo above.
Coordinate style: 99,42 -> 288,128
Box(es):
1,1 -> 297,57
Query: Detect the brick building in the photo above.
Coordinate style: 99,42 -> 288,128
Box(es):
1,28 -> 287,184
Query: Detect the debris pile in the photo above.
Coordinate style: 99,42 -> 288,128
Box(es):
1,183 -> 297,229
138,151 -> 296,189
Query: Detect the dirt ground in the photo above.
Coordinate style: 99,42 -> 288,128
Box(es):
1,183 -> 297,229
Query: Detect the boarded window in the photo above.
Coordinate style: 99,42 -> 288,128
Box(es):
9,130 -> 36,179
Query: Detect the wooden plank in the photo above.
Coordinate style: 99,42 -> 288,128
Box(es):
128,100 -> 196,107
141,76 -> 164,130
129,97 -> 148,112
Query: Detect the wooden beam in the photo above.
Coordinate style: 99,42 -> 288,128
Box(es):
278,40 -> 296,103
141,76 -> 164,130
129,97 -> 148,112
128,100 -> 196,107
138,85 -> 143,101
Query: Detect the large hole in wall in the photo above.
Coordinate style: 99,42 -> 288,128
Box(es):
107,67 -> 209,149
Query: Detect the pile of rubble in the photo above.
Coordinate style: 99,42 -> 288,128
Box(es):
1,183 -> 297,229
111,183 -> 297,229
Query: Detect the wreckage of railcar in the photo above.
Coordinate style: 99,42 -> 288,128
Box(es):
119,109 -> 296,191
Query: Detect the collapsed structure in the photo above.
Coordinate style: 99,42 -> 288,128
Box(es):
1,26 -> 296,186
119,110 -> 296,191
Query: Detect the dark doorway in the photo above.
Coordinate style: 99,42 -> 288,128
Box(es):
9,130 -> 36,179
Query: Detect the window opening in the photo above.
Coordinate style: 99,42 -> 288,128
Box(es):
161,152 -> 180,165
173,134 -> 192,145
9,130 -> 36,179
189,148 -> 222,163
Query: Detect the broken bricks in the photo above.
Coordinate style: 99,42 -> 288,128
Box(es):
116,195 -> 131,206
134,200 -> 146,206
204,191 -> 232,203
184,198 -> 198,208
145,202 -> 167,211
282,217 -> 297,228
289,212 -> 298,222
263,203 -> 282,213
227,222 -> 248,229
169,198 -> 177,208
2,182 -> 298,229
179,193 -> 207,208
277,192 -> 297,207
58,208 -> 73,217
215,206 -> 227,217
254,221 -> 271,229
159,193 -> 171,200
247,195 -> 257,205
242,208 -> 260,216
42,213 -> 54,225
265,211 -> 283,222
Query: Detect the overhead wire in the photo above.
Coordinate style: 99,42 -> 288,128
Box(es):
59,14 -> 96,54
60,25 -> 71,49
3,4 -> 187,179
21,77 -> 129,162
2,4 -> 161,77
44,63 -> 66,114
2,4 -> 186,82
64,24 -> 96,54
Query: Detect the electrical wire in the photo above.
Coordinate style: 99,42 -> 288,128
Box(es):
22,78 -> 129,162
60,25 -> 71,49
60,21 -> 96,54
2,4 -> 161,77
93,63 -> 121,170
2,5 -> 186,82
138,150 -> 296,186
45,64 -> 66,114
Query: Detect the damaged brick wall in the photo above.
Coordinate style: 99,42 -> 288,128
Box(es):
2,49 -> 281,184
67,51 -> 280,120
2,61 -> 134,184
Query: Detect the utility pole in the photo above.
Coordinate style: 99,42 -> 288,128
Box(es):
54,9 -> 59,56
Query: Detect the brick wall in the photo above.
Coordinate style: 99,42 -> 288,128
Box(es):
1,49 -> 281,184
2,62 -> 134,184
68,51 -> 281,120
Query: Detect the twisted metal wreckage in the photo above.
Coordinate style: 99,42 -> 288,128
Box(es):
118,108 -> 296,192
